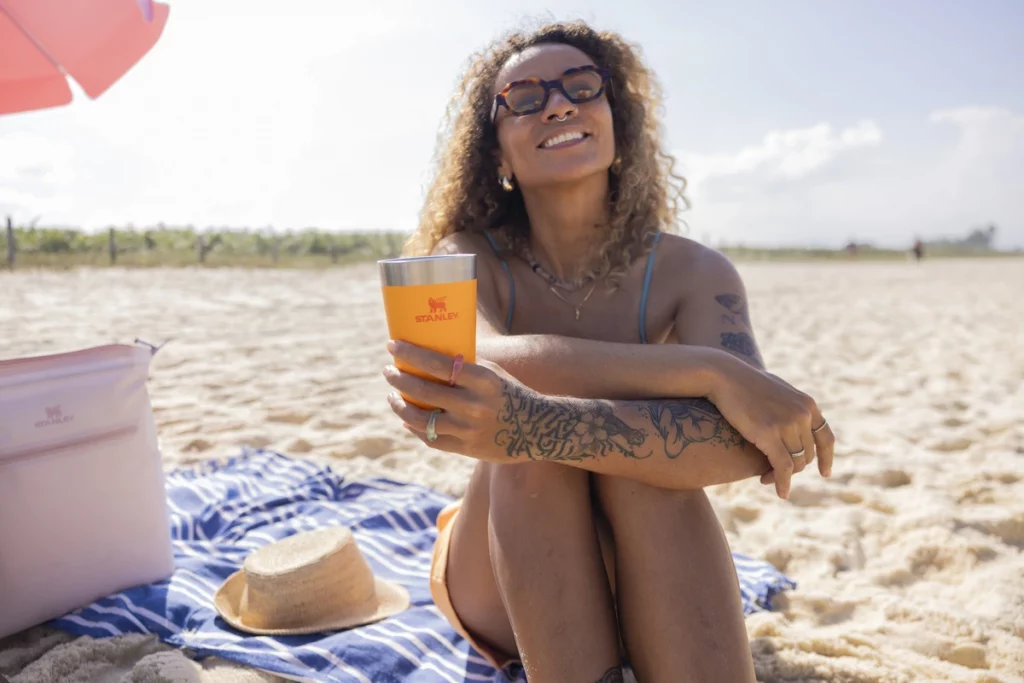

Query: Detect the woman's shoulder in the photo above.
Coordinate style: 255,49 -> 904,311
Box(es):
432,231 -> 510,288
656,233 -> 740,283
433,230 -> 504,258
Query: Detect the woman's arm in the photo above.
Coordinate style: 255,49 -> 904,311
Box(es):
672,246 -> 765,370
384,345 -> 828,499
486,250 -> 801,491
479,334 -> 725,400
490,380 -> 771,490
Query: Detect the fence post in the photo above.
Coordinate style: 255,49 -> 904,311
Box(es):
5,216 -> 13,270
197,235 -> 206,264
108,228 -> 117,265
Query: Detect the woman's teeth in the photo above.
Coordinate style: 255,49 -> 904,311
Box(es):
541,132 -> 585,148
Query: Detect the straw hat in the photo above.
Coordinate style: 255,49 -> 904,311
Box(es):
213,527 -> 410,635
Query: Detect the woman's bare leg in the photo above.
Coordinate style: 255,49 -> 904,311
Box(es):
446,461 -> 621,682
445,463 -> 515,658
595,475 -> 756,683
488,463 -> 621,681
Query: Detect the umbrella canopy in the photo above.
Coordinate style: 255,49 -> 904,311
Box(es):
0,0 -> 169,115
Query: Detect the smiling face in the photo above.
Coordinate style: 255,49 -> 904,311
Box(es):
492,43 -> 616,190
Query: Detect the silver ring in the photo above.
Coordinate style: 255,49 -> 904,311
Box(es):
555,113 -> 569,122
789,448 -> 805,459
426,409 -> 441,443
812,420 -> 828,434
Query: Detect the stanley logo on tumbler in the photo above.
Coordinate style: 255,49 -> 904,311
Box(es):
416,297 -> 459,323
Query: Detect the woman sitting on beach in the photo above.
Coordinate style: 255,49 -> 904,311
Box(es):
383,21 -> 835,683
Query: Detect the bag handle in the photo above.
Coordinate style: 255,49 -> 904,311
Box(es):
134,338 -> 173,356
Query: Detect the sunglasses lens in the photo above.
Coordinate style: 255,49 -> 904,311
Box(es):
501,69 -> 606,118
563,70 -> 604,102
505,82 -> 547,114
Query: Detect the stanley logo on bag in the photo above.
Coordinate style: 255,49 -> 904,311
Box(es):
35,405 -> 75,428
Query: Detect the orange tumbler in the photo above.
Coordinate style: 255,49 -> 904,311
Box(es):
379,254 -> 477,408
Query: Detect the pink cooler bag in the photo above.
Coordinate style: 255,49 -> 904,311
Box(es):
0,343 -> 175,639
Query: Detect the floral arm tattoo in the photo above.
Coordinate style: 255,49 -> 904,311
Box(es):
494,382 -> 746,462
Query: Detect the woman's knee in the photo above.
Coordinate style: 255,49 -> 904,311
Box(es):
594,474 -> 707,523
488,461 -> 590,506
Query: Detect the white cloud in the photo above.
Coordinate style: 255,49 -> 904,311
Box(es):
687,120 -> 882,182
925,107 -> 1024,212
679,108 -> 1024,249
929,106 -> 1024,128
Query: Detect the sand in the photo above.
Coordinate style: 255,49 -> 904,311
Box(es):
1,258 -> 1021,682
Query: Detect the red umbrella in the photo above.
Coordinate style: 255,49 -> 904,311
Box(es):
0,0 -> 169,116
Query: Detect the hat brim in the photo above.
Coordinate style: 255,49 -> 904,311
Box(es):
213,569 -> 410,636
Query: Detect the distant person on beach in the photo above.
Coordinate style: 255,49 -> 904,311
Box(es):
912,239 -> 925,262
382,21 -> 835,682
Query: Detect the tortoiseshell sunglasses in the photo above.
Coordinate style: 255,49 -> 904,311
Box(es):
490,65 -> 611,125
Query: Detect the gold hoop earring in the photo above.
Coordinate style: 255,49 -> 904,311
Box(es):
500,175 -> 515,192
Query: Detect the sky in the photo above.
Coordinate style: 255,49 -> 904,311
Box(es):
2,0 -> 1022,248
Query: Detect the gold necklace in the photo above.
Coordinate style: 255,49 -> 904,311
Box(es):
548,281 -> 598,320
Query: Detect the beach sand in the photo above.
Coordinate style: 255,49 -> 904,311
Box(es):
1,258 -> 1022,682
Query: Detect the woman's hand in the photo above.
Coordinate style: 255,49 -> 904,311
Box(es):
381,340 -> 536,465
706,353 -> 835,494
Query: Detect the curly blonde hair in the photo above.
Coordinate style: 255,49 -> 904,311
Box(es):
405,20 -> 688,285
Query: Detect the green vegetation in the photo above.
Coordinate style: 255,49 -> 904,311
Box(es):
2,225 -> 408,269
718,243 -> 1019,262
1,223 -> 1018,270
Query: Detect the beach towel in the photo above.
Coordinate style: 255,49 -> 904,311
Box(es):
48,449 -> 795,682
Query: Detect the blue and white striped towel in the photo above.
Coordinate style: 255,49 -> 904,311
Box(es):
50,449 -> 795,682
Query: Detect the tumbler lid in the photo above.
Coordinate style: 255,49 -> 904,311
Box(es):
378,254 -> 476,286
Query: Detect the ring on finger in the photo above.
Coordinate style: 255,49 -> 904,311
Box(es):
789,448 -> 806,459
812,419 -> 828,434
448,354 -> 464,387
426,409 -> 442,442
